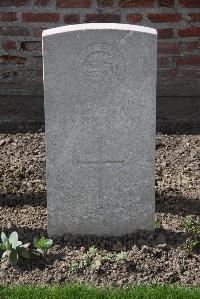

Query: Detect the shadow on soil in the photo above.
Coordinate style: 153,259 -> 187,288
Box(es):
156,193 -> 200,216
0,122 -> 200,135
0,192 -> 199,216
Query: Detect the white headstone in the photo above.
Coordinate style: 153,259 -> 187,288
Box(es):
43,23 -> 157,236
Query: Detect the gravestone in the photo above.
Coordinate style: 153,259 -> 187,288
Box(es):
43,23 -> 157,237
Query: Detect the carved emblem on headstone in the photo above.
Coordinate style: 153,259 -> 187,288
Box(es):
75,43 -> 126,93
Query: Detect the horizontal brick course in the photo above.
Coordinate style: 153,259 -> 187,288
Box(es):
148,14 -> 181,23
158,28 -> 174,39
0,13 -> 17,22
0,26 -> 29,36
97,0 -> 113,7
179,0 -> 200,7
56,0 -> 91,8
178,27 -> 200,37
2,41 -> 17,50
0,0 -> 28,6
85,13 -> 120,23
175,55 -> 200,65
158,42 -> 180,54
127,14 -> 143,23
159,0 -> 175,7
22,13 -> 60,22
189,13 -> 200,22
118,0 -> 154,8
64,14 -> 80,24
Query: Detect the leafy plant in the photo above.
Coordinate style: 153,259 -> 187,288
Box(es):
68,245 -> 103,273
0,231 -> 30,265
155,218 -> 162,229
68,261 -> 79,273
33,236 -> 53,255
90,259 -> 102,272
115,250 -> 127,263
88,245 -> 98,257
184,238 -> 199,253
180,216 -> 200,253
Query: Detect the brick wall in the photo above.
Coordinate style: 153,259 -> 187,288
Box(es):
0,0 -> 200,97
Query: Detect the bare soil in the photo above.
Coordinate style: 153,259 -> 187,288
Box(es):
0,123 -> 199,286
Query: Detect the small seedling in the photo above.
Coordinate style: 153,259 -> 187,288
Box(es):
184,238 -> 199,253
115,250 -> 127,263
180,216 -> 200,253
33,236 -> 53,255
68,261 -> 79,273
90,259 -> 102,272
0,231 -> 30,265
88,245 -> 98,257
155,218 -> 162,229
79,254 -> 90,269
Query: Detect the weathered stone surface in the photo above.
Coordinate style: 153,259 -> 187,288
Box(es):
43,23 -> 157,236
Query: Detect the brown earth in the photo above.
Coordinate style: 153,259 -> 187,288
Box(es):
0,123 -> 199,286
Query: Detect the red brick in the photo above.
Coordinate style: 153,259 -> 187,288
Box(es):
158,42 -> 180,54
20,41 -> 42,51
2,41 -> 16,50
0,55 -> 26,65
118,0 -> 154,7
0,26 -> 29,36
148,14 -> 181,23
64,14 -> 80,24
158,28 -> 174,39
34,0 -> 50,6
33,28 -> 45,37
0,12 -> 17,22
178,27 -> 200,37
56,0 -> 91,8
127,14 -> 143,23
175,55 -> 200,65
0,0 -> 28,6
189,13 -> 200,22
185,41 -> 200,50
22,13 -> 60,22
159,0 -> 175,7
179,0 -> 200,7
158,57 -> 170,67
97,0 -> 113,6
85,14 -> 120,23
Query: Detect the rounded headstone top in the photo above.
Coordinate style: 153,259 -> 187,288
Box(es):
42,23 -> 157,37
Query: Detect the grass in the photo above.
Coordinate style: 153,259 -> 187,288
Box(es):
0,284 -> 200,299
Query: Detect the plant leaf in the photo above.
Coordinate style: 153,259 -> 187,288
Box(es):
0,241 -> 10,252
20,243 -> 30,249
1,232 -> 8,244
45,239 -> 53,247
36,248 -> 44,255
9,251 -> 18,266
17,247 -> 30,259
2,250 -> 10,259
33,237 -> 39,249
9,232 -> 18,249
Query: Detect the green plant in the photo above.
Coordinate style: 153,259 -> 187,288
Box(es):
68,261 -> 79,273
0,231 -> 30,265
184,238 -> 199,253
115,250 -> 127,263
155,218 -> 162,229
33,236 -> 53,255
90,259 -> 102,272
88,245 -> 98,257
180,216 -> 200,253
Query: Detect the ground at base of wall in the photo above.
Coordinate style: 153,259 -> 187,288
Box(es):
0,124 -> 199,286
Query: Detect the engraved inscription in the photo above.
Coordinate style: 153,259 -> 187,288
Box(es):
74,43 -> 126,93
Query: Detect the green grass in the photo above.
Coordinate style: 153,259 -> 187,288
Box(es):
0,284 -> 200,299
